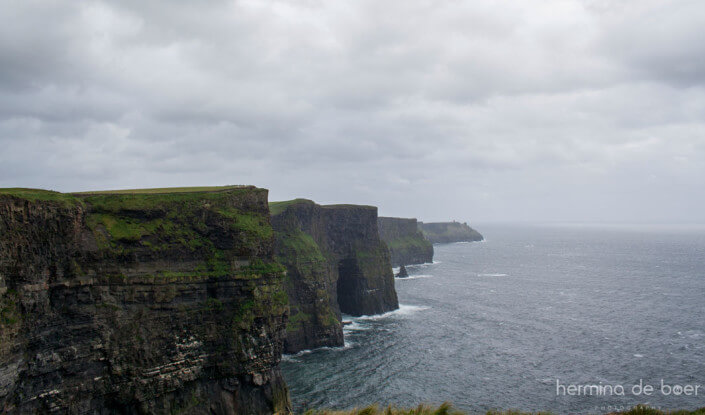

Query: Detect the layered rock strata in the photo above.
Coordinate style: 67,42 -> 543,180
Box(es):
0,187 -> 290,414
270,200 -> 398,354
377,217 -> 433,267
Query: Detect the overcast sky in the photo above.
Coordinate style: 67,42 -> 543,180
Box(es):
2,0 -> 704,224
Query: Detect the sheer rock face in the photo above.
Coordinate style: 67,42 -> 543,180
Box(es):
418,221 -> 484,244
377,217 -> 434,267
271,200 -> 398,354
0,188 -> 290,414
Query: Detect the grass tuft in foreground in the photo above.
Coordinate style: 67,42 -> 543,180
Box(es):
298,404 -> 705,415
485,405 -> 705,415
301,403 -> 463,415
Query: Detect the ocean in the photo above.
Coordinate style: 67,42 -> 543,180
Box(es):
281,224 -> 705,414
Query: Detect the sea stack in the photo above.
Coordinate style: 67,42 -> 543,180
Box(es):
396,265 -> 409,278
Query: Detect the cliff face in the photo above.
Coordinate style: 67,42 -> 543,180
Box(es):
269,200 -> 342,354
0,187 -> 289,414
271,200 -> 398,354
377,217 -> 433,267
419,221 -> 484,244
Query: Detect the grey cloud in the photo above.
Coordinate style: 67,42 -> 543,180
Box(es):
1,0 -> 705,223
597,0 -> 705,86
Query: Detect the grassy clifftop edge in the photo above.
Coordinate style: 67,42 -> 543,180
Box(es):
0,186 -> 258,205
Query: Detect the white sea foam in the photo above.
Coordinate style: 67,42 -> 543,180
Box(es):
634,354 -> 644,358
315,341 -> 355,352
477,273 -> 508,277
280,349 -> 313,362
395,274 -> 433,281
342,320 -> 367,331
407,261 -> 440,270
392,266 -> 400,274
352,304 -> 430,321
685,330 -> 703,338
282,340 -> 355,362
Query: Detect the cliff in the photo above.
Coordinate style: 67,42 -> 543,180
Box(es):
0,187 -> 289,414
377,217 -> 433,267
418,221 -> 484,244
270,200 -> 398,354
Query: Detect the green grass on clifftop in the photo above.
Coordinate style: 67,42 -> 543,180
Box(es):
70,186 -> 274,271
386,235 -> 433,251
269,198 -> 315,216
321,204 -> 376,210
72,185 -> 248,195
0,188 -> 82,207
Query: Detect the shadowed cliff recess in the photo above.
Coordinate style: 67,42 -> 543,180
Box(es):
270,199 -> 399,354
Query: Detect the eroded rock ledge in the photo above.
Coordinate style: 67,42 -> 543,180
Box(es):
0,187 -> 289,414
271,199 -> 398,354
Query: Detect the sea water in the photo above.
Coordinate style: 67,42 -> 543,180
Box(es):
281,224 -> 705,413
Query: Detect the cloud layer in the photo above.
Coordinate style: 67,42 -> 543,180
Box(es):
2,0 -> 705,223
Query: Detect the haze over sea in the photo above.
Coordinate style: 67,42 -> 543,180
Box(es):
282,224 -> 705,414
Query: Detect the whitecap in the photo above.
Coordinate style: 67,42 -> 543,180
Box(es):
634,354 -> 644,358
316,341 -> 355,352
280,354 -> 300,363
395,274 -> 433,281
407,261 -> 440,269
342,320 -> 368,331
293,348 -> 313,356
352,304 -> 430,321
283,340 -> 355,360
478,273 -> 508,277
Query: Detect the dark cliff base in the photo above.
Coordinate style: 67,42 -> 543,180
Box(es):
419,221 -> 484,244
0,187 -> 290,414
271,199 -> 398,354
378,217 -> 433,267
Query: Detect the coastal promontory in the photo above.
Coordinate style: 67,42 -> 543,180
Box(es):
271,199 -> 398,354
419,221 -> 484,244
